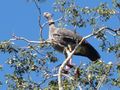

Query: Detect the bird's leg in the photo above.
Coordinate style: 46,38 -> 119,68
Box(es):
63,45 -> 74,73
63,48 -> 72,73
66,45 -> 73,67
67,45 -> 80,78
67,44 -> 75,66
68,44 -> 72,52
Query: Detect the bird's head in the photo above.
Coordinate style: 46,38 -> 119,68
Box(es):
43,12 -> 53,19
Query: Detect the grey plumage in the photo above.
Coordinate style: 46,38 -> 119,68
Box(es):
43,12 -> 100,61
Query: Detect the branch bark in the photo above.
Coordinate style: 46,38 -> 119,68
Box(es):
58,26 -> 109,90
8,34 -> 51,44
96,63 -> 112,90
8,26 -> 114,90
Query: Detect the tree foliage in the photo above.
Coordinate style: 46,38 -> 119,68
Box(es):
0,0 -> 120,90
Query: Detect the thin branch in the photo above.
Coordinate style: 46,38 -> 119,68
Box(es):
58,34 -> 93,90
34,0 -> 41,16
33,0 -> 43,40
38,16 -> 44,40
73,25 -> 77,33
106,30 -> 116,36
96,63 -> 112,90
39,16 -> 64,40
7,26 -> 116,90
8,34 -> 51,44
54,16 -> 64,22
116,11 -> 120,23
41,16 -> 63,28
58,26 -> 109,90
53,74 -> 74,80
94,27 -> 120,36
33,1 -> 64,41
96,74 -> 107,90
78,83 -> 82,90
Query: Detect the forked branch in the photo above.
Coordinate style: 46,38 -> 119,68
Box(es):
58,26 -> 116,90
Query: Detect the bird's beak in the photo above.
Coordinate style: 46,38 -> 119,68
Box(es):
43,12 -> 53,19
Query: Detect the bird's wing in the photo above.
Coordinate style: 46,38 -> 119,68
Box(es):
51,28 -> 101,61
52,28 -> 83,46
57,28 -> 80,39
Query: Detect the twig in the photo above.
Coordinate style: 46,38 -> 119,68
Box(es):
33,0 -> 43,39
8,34 -> 51,44
33,0 -> 41,16
78,83 -> 82,90
94,27 -> 120,36
96,74 -> 106,90
54,16 -> 64,22
96,62 -> 112,90
33,2 -> 64,40
58,26 -> 109,90
41,16 -> 63,28
39,16 -> 63,40
58,35 -> 93,90
53,74 -> 74,80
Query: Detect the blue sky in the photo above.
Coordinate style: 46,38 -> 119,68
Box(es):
0,0 -> 119,90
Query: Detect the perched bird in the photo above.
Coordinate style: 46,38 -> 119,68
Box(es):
43,12 -> 100,70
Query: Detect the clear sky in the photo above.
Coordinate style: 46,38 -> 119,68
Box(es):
0,0 -> 119,90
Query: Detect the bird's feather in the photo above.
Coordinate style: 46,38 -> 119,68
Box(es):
44,12 -> 100,61
51,28 -> 100,61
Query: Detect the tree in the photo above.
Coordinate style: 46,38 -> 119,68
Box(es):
0,0 -> 120,90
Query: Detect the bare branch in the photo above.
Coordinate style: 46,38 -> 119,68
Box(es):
33,0 -> 41,16
94,27 -> 120,36
39,16 -> 64,40
58,26 -> 112,90
96,63 -> 112,90
96,74 -> 107,90
78,83 -> 82,90
54,16 -> 64,23
58,33 -> 94,90
41,16 -> 64,28
8,34 -> 51,44
53,74 -> 74,80
33,0 -> 43,40
7,26 -> 117,90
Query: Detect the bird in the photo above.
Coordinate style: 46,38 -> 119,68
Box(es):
43,12 -> 100,71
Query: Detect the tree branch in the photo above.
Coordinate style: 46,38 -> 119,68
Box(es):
94,27 -> 120,36
8,34 -> 51,44
58,26 -> 110,90
96,74 -> 106,90
58,36 -> 92,90
39,16 -> 64,40
96,63 -> 112,90
7,26 -> 116,90
53,74 -> 74,80
33,2 -> 64,40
